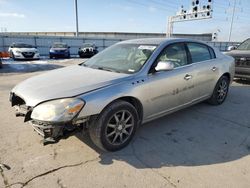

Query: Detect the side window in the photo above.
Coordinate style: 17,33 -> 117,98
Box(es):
208,47 -> 216,59
156,43 -> 188,68
187,43 -> 211,63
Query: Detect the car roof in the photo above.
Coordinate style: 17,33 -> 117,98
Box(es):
83,43 -> 94,45
121,38 -> 166,45
120,38 -> 206,45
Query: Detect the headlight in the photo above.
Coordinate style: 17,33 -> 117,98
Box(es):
50,49 -> 55,52
31,98 -> 85,122
15,50 -> 22,54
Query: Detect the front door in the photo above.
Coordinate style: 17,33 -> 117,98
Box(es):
143,43 -> 195,120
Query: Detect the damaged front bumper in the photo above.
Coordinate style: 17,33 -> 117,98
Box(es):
30,120 -> 77,144
10,92 -> 88,145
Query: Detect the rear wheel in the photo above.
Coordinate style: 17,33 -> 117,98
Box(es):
207,75 -> 229,105
89,100 -> 139,151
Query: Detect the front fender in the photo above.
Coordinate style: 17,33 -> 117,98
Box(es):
77,79 -> 137,118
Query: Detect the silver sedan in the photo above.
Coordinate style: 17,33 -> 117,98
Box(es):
10,38 -> 235,151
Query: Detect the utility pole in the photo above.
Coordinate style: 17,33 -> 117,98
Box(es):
228,0 -> 236,42
74,0 -> 79,37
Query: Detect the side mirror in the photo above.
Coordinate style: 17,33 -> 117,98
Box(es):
155,61 -> 174,72
227,46 -> 236,51
68,46 -> 70,49
10,46 -> 13,48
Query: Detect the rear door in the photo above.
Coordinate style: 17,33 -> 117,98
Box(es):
186,42 -> 219,101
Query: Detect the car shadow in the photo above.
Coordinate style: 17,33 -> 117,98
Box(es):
75,84 -> 250,168
0,63 -> 64,73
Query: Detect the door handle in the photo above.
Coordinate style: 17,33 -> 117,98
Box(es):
184,74 -> 192,80
211,67 -> 217,72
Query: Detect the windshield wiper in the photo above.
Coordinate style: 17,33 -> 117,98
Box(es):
95,66 -> 121,73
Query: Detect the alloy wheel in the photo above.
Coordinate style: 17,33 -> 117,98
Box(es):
105,110 -> 135,145
217,79 -> 228,102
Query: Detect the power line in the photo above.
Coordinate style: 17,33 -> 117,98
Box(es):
228,0 -> 238,41
126,0 -> 177,12
148,0 -> 180,9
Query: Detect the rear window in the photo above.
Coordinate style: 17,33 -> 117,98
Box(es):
52,43 -> 68,48
237,39 -> 250,50
187,43 -> 212,63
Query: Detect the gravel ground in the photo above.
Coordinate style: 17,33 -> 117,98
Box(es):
0,59 -> 250,188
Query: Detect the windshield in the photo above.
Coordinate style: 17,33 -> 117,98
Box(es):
52,43 -> 68,48
237,39 -> 250,50
13,43 -> 33,48
83,43 -> 157,74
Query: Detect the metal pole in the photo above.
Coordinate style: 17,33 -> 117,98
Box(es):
170,18 -> 173,38
74,0 -> 79,37
166,16 -> 173,38
229,0 -> 236,42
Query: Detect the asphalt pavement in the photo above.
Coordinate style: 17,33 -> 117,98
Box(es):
0,58 -> 250,188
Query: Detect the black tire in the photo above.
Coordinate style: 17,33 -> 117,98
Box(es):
49,55 -> 53,59
89,100 -> 139,151
207,75 -> 230,105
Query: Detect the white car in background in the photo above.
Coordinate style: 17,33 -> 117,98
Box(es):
8,43 -> 40,60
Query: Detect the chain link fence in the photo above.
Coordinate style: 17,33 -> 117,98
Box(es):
0,34 -> 240,56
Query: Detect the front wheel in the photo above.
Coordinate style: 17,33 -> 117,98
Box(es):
89,100 -> 139,151
207,75 -> 230,105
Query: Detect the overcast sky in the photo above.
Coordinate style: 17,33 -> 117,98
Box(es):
0,0 -> 249,42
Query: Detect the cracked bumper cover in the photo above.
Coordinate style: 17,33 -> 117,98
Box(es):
30,120 -> 67,144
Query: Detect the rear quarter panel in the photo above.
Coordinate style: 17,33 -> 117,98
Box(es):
215,49 -> 235,83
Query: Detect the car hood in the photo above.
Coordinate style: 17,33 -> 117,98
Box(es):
13,48 -> 37,52
225,50 -> 250,58
12,65 -> 131,107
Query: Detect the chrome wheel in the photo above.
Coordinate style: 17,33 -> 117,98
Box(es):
217,79 -> 228,102
105,110 -> 134,145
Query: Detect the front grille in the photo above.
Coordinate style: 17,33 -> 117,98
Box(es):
22,52 -> 35,58
10,93 -> 25,106
235,57 -> 250,67
55,50 -> 64,53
